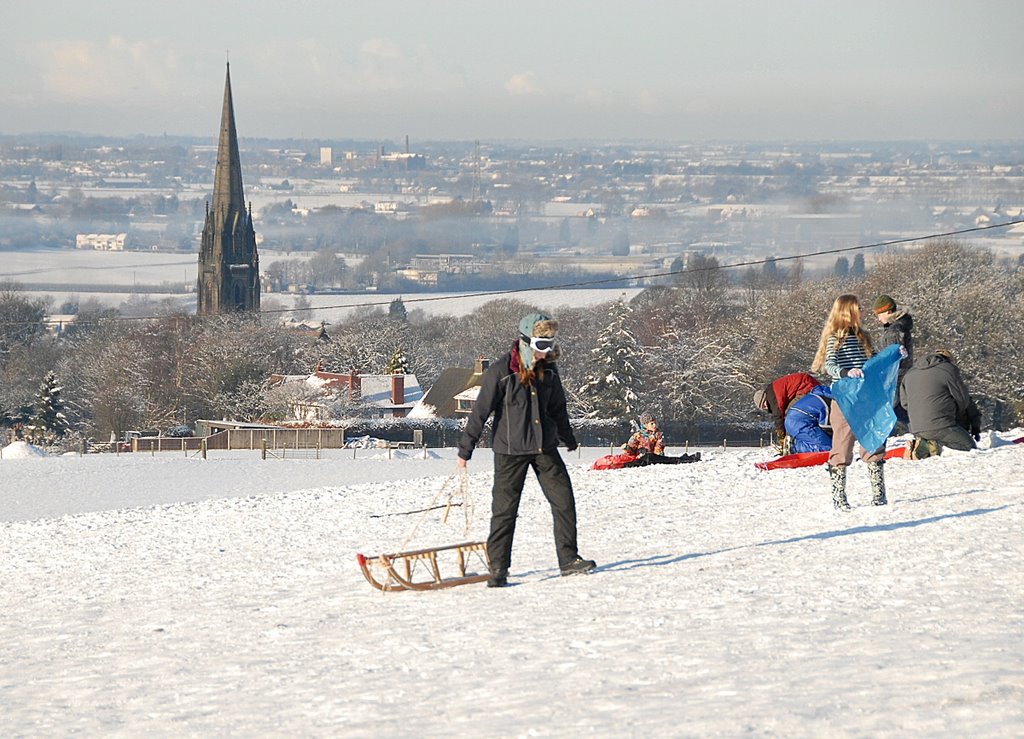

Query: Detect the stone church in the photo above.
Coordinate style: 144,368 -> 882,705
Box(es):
197,63 -> 260,315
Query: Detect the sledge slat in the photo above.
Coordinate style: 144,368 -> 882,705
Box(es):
357,541 -> 490,592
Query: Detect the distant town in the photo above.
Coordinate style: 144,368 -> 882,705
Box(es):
1,134 -> 1022,297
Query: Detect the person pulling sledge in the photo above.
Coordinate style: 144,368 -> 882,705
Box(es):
620,412 -> 701,466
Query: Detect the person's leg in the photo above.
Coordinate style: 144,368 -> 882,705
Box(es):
621,454 -> 652,468
532,451 -> 581,569
487,453 -> 532,577
927,425 -> 975,452
828,401 -> 854,509
790,420 -> 832,453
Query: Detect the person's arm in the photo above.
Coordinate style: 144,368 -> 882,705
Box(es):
549,369 -> 578,452
653,432 -> 665,455
458,369 -> 500,461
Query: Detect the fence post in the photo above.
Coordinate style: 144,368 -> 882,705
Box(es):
201,437 -> 207,459
182,438 -> 187,457
261,438 -> 267,460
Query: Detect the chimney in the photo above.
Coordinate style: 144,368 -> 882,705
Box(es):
348,370 -> 361,402
391,372 -> 405,406
473,356 -> 489,374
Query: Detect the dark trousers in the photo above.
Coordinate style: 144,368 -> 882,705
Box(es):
920,425 -> 975,452
622,453 -> 696,467
488,451 -> 579,574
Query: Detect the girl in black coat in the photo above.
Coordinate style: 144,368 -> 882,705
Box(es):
457,312 -> 595,587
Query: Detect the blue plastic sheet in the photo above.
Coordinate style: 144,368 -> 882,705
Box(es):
831,343 -> 902,453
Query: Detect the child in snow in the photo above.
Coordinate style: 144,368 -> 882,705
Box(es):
811,294 -> 888,510
621,412 -> 700,466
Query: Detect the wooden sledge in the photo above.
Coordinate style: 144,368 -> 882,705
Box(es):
357,541 -> 490,592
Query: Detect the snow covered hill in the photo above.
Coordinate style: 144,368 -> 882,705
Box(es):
1,436 -> 1022,736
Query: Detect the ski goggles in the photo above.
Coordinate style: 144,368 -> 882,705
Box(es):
528,336 -> 556,353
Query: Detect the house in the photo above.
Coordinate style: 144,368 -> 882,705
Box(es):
269,368 -> 423,421
408,357 -> 489,419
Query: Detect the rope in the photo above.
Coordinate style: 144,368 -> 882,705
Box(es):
391,468 -> 476,555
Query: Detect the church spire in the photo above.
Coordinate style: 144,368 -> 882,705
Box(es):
213,62 -> 245,215
197,63 -> 260,316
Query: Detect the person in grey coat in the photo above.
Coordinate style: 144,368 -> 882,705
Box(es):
457,311 -> 595,587
899,349 -> 981,456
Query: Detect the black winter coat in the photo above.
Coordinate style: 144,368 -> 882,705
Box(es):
899,352 -> 980,436
880,310 -> 914,375
458,346 -> 578,460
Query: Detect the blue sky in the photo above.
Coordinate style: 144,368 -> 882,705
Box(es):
1,0 -> 1020,141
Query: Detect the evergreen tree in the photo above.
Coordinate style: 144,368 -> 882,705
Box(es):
576,298 -> 642,419
388,297 -> 408,322
30,370 -> 70,441
851,253 -> 866,278
833,256 -> 850,278
385,347 -> 409,375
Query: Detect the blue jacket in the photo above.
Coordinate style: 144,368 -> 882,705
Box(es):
784,385 -> 834,453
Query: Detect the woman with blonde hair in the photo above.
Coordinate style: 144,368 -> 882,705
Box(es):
811,294 -> 888,510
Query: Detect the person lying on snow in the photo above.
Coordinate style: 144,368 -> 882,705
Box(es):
784,384 -> 834,453
620,412 -> 701,466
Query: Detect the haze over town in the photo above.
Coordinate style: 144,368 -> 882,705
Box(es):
2,1 -> 1021,142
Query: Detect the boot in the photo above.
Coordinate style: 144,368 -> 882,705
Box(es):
868,460 -> 887,505
829,465 -> 850,510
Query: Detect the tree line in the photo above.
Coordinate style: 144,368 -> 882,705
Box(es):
1,241 -> 1021,447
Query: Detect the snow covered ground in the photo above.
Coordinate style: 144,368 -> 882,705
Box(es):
1,435 -> 1022,736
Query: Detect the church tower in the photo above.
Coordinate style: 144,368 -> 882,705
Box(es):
197,63 -> 260,315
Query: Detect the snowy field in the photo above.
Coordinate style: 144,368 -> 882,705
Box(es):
3,248 -> 642,321
1,435 -> 1022,736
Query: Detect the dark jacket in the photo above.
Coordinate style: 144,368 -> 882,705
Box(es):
880,310 -> 914,376
899,352 -> 980,436
458,344 -> 577,460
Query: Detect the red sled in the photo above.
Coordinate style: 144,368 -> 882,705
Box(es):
592,452 -> 640,470
755,445 -> 907,471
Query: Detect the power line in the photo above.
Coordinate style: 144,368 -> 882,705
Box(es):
2,217 -> 1022,328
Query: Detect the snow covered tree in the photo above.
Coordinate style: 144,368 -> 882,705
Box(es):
576,298 -> 642,419
28,370 -> 70,441
385,347 -> 409,374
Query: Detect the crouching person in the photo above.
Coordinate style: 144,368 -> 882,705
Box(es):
899,348 -> 981,459
784,385 -> 834,453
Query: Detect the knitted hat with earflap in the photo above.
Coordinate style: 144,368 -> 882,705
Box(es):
639,411 -> 655,425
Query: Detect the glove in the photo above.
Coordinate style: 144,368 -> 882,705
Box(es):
971,426 -> 981,442
899,346 -> 909,359
566,443 -> 578,453
847,368 -> 864,378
